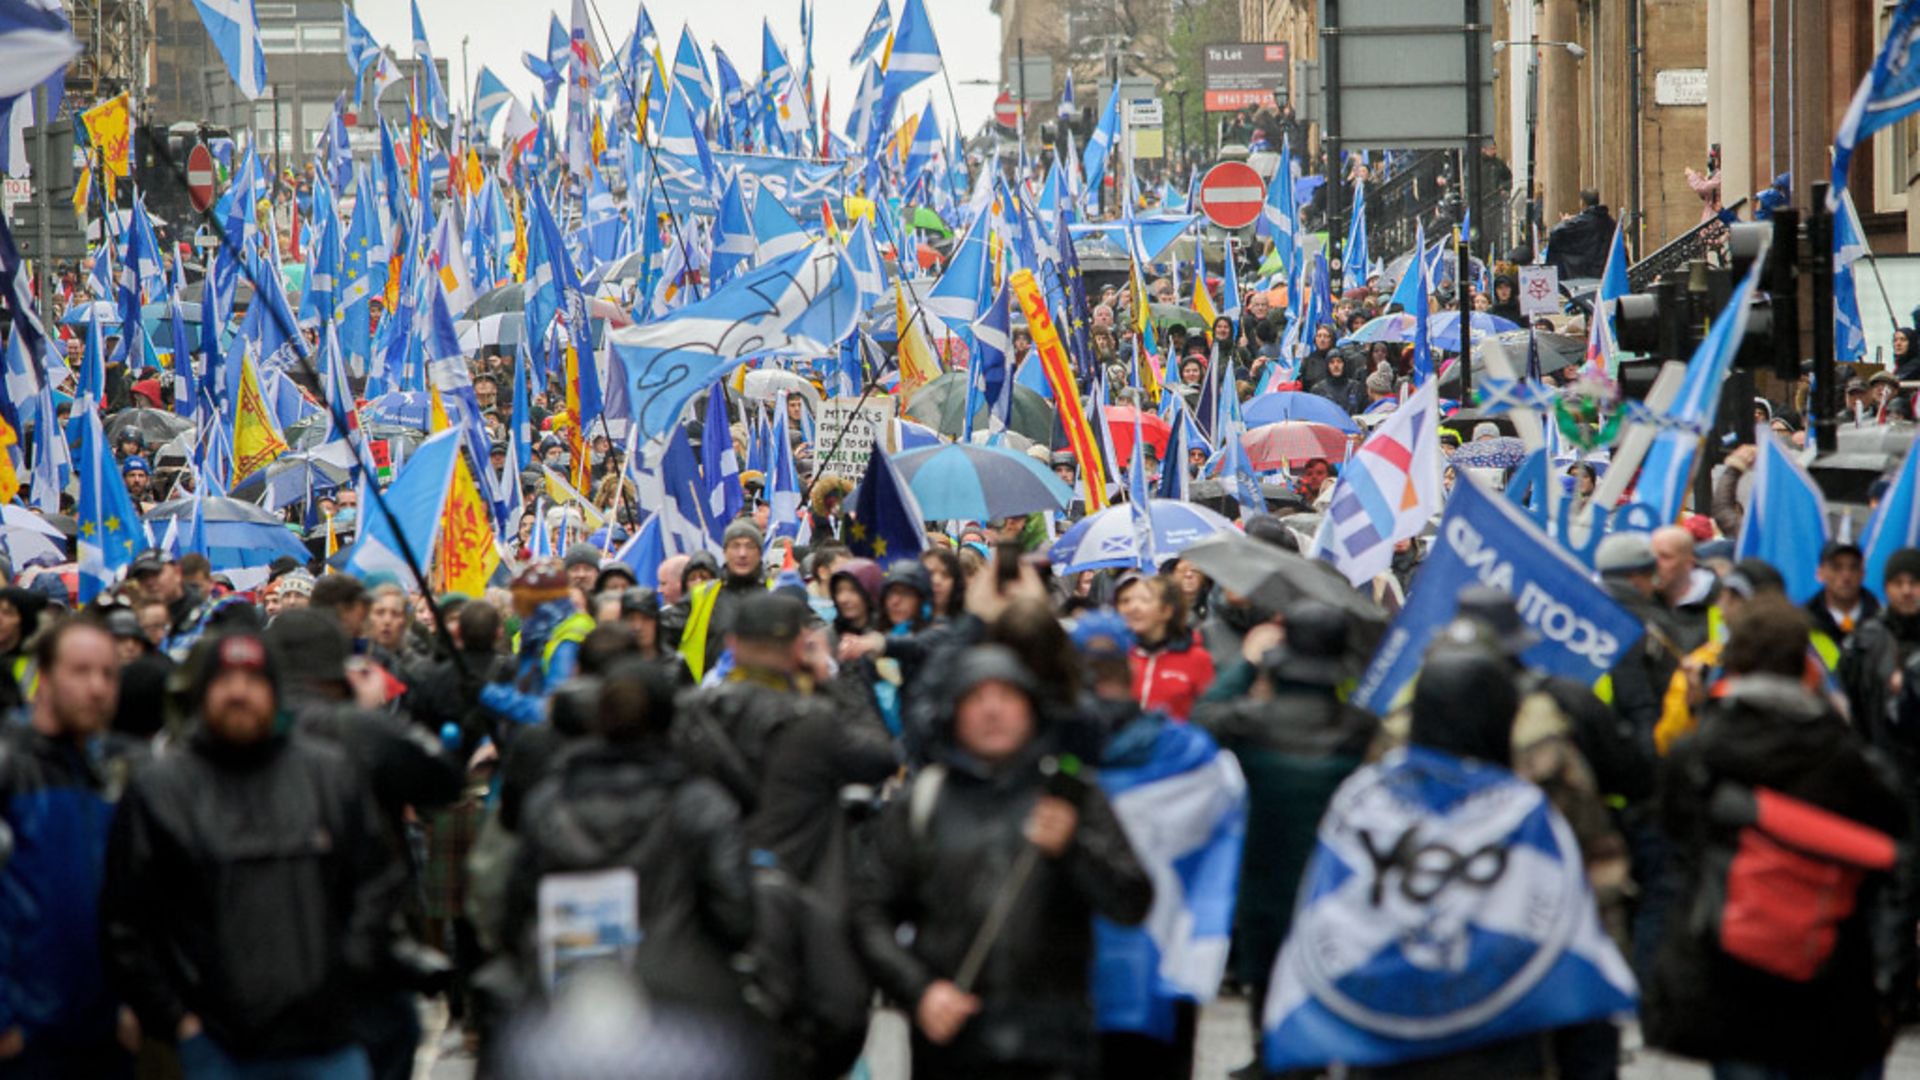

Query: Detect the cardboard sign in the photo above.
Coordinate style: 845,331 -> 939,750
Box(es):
817,395 -> 898,485
1518,266 -> 1560,316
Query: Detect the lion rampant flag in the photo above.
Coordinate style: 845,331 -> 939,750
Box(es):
81,93 -> 131,202
231,350 -> 289,486
893,281 -> 944,397
436,452 -> 499,596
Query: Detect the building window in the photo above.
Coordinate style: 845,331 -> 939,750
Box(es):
259,25 -> 299,53
300,24 -> 343,51
255,2 -> 296,16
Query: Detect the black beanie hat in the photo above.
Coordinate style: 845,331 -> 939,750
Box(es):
1888,548 -> 1920,585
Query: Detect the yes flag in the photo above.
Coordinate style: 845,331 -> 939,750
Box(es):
846,441 -> 928,561
1261,744 -> 1636,1071
1351,473 -> 1643,715
1735,428 -> 1830,604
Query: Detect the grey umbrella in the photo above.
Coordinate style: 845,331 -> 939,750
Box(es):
1180,531 -> 1384,622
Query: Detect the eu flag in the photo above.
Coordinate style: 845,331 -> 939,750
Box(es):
846,443 -> 928,561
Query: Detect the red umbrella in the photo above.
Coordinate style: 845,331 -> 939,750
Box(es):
1242,421 -> 1353,470
1103,405 -> 1171,461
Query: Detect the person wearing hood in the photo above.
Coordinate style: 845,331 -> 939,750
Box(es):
1191,602 -> 1377,1077
0,585 -> 47,711
853,645 -> 1152,1080
1646,595 -> 1907,1076
103,632 -> 405,1076
1300,324 -> 1339,388
502,656 -> 768,1058
1075,612 -> 1246,1080
1308,350 -> 1367,415
1489,275 -> 1522,324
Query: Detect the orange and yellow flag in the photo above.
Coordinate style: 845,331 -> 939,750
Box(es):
232,351 -> 290,486
436,452 -> 499,597
893,282 -> 944,397
0,416 -> 21,505
1011,268 -> 1107,510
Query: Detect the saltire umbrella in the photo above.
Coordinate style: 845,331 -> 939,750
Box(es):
1241,421 -> 1352,470
1103,405 -> 1171,461
1242,391 -> 1361,434
144,496 -> 311,569
893,443 -> 1075,522
456,312 -> 521,350
59,300 -> 119,326
227,449 -> 355,510
1340,311 -> 1522,352
1049,499 -> 1235,573
905,371 -> 1057,445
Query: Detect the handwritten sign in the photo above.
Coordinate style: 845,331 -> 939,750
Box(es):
817,395 -> 898,486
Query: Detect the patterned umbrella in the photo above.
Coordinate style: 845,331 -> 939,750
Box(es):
1448,435 -> 1530,469
1241,421 -> 1353,470
1049,499 -> 1235,572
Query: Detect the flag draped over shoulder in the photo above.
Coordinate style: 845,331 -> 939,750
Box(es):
1262,745 -> 1637,1072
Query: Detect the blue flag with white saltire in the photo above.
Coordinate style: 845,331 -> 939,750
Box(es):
112,199 -> 157,366
699,386 -> 743,545
0,3 -> 78,102
710,173 -> 755,285
1256,135 -> 1296,275
1082,83 -> 1122,204
1342,178 -> 1368,293
474,66 -> 513,129
1095,722 -> 1247,1042
1635,259 -> 1765,525
1410,223 -> 1432,386
1261,743 -> 1637,1071
192,0 -> 268,99
1736,427 -> 1830,604
1831,0 -> 1920,208
1058,69 -> 1076,122
965,268 -> 1012,439
851,0 -> 890,65
1834,187 -> 1870,363
610,242 -> 860,443
348,427 -> 460,580
883,0 -> 941,96
846,441 -> 928,561
751,187 -> 812,261
767,391 -> 804,543
411,0 -> 450,127
672,27 -> 714,115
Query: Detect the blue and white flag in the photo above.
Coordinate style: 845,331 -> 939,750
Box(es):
1831,0 -> 1920,208
1635,258 -> 1764,524
1351,473 -> 1644,715
474,66 -> 514,129
883,0 -> 942,96
1256,135 -> 1296,274
411,0 -> 450,127
348,427 -> 460,580
1342,178 -> 1368,293
341,2 -> 383,73
1058,68 -> 1077,122
193,0 -> 269,99
610,242 -> 859,443
1095,723 -> 1247,1042
1736,428 -> 1830,605
850,0 -> 890,65
699,385 -> 743,546
750,186 -> 812,261
72,399 -> 144,603
1312,380 -> 1442,587
1863,426 -> 1920,598
1262,744 -> 1636,1072
1082,83 -> 1122,202
1834,187 -> 1870,363
0,1 -> 78,102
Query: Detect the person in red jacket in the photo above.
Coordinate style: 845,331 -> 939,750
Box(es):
1115,572 -> 1216,721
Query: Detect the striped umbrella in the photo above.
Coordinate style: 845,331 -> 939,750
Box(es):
893,443 -> 1075,522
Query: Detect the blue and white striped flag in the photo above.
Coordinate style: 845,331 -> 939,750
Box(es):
1095,723 -> 1247,1042
1263,745 -> 1636,1072
1312,380 -> 1442,587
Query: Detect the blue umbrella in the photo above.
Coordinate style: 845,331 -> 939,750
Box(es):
145,496 -> 310,569
897,419 -> 944,451
893,443 -> 1075,522
1339,310 -> 1522,352
1243,391 -> 1361,434
1048,499 -> 1235,573
365,391 -> 435,429
227,450 -> 353,510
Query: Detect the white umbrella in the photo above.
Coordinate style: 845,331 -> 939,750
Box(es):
740,369 -> 821,408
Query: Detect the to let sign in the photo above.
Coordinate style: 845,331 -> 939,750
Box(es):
1203,42 -> 1289,112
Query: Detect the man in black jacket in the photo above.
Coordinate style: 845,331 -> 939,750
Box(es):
102,633 -> 403,1076
854,646 -> 1151,1080
1544,190 -> 1618,279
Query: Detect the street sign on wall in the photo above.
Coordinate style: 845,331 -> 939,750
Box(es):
1203,42 -> 1289,111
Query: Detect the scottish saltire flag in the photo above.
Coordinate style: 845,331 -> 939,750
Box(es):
883,0 -> 942,96
1342,178 -> 1368,293
0,2 -> 78,102
1256,136 -> 1296,273
1058,68 -> 1077,122
341,3 -> 385,77
28,384 -> 66,514
409,0 -> 449,126
610,242 -> 859,442
191,0 -> 267,99
1095,723 -> 1247,1042
849,0 -> 890,65
72,399 -> 143,603
1635,259 -> 1764,524
710,173 -> 755,284
845,216 -> 886,309
1082,83 -> 1122,202
1831,0 -> 1920,208
751,187 -> 812,261
1156,396 -> 1191,502
1834,187 -> 1870,362
1263,744 -> 1636,1071
965,269 -> 1012,439
1313,380 -> 1441,587
846,442 -> 928,560
927,201 -> 988,334
766,392 -> 804,543
112,200 -> 158,366
474,66 -> 513,129
700,386 -> 744,545
671,27 -> 714,115
1409,223 -> 1433,385
348,427 -> 460,579
1736,428 -> 1830,604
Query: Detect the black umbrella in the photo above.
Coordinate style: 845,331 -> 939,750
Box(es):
1179,531 -> 1384,622
903,371 -> 1058,445
106,408 -> 193,447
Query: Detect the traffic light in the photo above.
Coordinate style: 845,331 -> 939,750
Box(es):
1610,214 -> 1801,384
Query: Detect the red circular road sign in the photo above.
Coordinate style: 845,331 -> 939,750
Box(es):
186,144 -> 216,214
993,92 -> 1019,129
1198,161 -> 1266,230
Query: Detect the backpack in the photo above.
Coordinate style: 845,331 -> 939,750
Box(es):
1698,782 -> 1898,982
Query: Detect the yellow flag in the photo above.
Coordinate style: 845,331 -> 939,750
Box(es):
541,465 -> 609,532
509,190 -> 528,282
436,453 -> 499,597
894,281 -> 944,398
70,168 -> 91,221
232,352 -> 290,485
590,113 -> 607,174
81,94 -> 130,202
0,416 -> 20,506
427,384 -> 452,433
844,196 -> 876,224
1193,268 -> 1219,330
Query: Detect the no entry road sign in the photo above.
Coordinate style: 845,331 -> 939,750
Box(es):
1199,161 -> 1265,230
